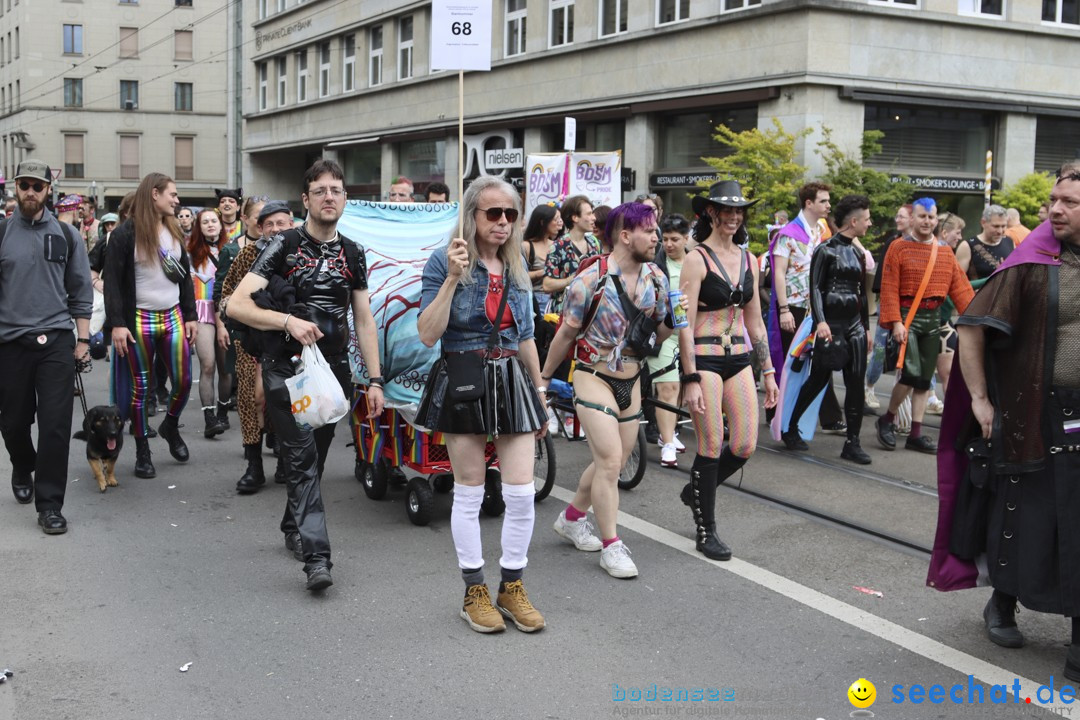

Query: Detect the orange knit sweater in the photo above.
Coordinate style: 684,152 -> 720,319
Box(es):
879,239 -> 974,326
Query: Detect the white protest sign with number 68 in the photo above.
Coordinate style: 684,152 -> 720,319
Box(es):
430,0 -> 492,71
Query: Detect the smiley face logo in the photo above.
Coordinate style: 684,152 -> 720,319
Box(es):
848,678 -> 876,709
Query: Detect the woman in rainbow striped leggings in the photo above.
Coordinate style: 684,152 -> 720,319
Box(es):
104,173 -> 197,480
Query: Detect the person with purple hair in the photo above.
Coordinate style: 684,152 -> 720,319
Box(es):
540,201 -> 674,579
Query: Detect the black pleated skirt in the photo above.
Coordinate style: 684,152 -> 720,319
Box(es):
416,355 -> 545,436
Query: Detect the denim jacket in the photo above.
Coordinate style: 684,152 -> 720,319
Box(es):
420,244 -> 534,352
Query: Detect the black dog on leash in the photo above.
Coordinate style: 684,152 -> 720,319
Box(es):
73,405 -> 125,492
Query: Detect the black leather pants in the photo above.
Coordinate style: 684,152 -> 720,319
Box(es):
263,352 -> 351,571
789,317 -> 867,440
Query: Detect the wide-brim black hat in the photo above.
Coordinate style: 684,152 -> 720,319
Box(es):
691,180 -> 760,215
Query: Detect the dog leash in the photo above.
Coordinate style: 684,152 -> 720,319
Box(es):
74,358 -> 90,417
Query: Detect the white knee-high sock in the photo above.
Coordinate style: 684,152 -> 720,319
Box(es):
451,483 -> 485,570
499,483 -> 535,571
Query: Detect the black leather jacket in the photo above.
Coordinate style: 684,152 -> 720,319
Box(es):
808,233 -> 868,332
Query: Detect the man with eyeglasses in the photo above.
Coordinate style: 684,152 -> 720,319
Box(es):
0,159 -> 93,535
388,176 -> 415,203
932,163 -> 1080,684
227,159 -> 384,593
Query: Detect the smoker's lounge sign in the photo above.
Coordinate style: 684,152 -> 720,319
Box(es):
892,175 -> 1000,193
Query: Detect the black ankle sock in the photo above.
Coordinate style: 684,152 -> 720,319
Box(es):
462,567 -> 484,589
992,589 -> 1017,612
499,566 -> 523,591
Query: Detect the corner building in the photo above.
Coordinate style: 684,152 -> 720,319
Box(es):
0,0 -> 228,208
242,0 -> 1080,218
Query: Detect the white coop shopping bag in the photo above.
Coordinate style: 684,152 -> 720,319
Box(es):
285,344 -> 350,430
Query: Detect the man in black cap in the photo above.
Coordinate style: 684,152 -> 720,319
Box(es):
0,159 -> 93,534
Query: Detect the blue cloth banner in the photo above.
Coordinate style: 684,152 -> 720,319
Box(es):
341,200 -> 459,415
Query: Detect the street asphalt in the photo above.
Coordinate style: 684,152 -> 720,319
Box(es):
0,365 -> 1074,720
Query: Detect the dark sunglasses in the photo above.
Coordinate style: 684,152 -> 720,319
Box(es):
1056,169 -> 1080,183
477,206 -> 519,223
18,180 -> 46,193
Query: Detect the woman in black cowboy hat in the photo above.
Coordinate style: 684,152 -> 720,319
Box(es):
678,180 -> 779,560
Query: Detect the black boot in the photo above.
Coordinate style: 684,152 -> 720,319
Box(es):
158,414 -> 189,462
203,408 -> 225,439
841,437 -> 872,465
681,449 -> 749,506
689,457 -> 732,561
134,437 -> 156,478
216,401 -> 231,431
781,427 -> 809,451
236,443 -> 266,494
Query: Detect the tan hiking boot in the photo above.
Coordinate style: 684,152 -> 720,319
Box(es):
460,584 -> 505,633
496,579 -> 546,633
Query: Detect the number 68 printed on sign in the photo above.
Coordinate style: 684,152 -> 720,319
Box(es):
430,0 -> 492,72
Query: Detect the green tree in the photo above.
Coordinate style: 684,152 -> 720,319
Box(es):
995,171 -> 1054,229
817,128 -> 916,253
698,118 -> 810,254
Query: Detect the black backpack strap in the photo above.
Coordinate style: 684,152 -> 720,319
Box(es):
58,220 -> 79,259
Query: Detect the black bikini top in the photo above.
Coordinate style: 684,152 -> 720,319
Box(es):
696,245 -> 754,311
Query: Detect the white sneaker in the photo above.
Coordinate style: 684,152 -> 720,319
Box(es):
660,443 -> 678,468
864,387 -> 880,409
563,416 -> 585,439
658,435 -> 687,453
926,396 -> 945,415
600,540 -> 638,579
553,511 -> 602,552
547,409 -> 559,435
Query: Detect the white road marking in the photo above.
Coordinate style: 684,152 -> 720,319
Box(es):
548,485 -> 1069,715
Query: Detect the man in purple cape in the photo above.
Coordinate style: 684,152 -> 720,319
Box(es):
927,162 -> 1080,682
766,182 -> 843,428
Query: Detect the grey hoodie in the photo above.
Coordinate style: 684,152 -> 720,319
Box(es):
0,210 -> 93,342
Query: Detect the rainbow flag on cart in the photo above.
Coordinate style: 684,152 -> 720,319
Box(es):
340,201 -> 459,422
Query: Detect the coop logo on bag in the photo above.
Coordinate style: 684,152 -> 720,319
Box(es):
292,395 -> 312,415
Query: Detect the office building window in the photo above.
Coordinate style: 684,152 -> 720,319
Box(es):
120,80 -> 139,110
174,30 -> 192,60
343,34 -> 356,92
550,0 -> 574,47
13,27 -> 17,58
870,0 -> 918,5
599,0 -> 627,36
1043,0 -> 1079,23
175,137 -> 194,181
175,82 -> 192,111
64,78 -> 82,108
176,0 -> 192,6
276,0 -> 286,11
657,0 -> 690,23
120,135 -> 140,179
257,0 -> 267,19
276,56 -> 287,106
722,0 -> 760,11
318,42 -> 331,97
296,49 -> 308,102
63,23 -> 83,54
119,27 -> 138,59
958,0 -> 1002,14
506,0 -> 527,56
257,62 -> 268,110
864,104 -> 995,174
64,134 -> 84,179
1035,116 -> 1080,172
398,16 -> 413,81
370,26 -> 383,87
